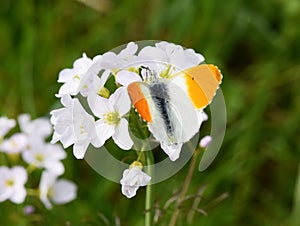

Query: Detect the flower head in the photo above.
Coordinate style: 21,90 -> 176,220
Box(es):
88,87 -> 133,150
0,166 -> 27,204
120,162 -> 151,198
18,114 -> 52,140
101,42 -> 138,71
22,139 -> 66,175
56,53 -> 94,97
50,95 -> 101,159
0,133 -> 28,154
39,171 -> 77,209
81,70 -> 111,99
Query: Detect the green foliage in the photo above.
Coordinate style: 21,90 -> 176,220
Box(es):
1,0 -> 300,225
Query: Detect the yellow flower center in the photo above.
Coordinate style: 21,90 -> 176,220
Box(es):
127,67 -> 140,74
79,125 -> 86,135
73,74 -> 81,81
10,140 -> 18,148
104,112 -> 120,125
130,161 -> 143,169
35,153 -> 44,162
98,87 -> 110,98
5,179 -> 14,187
160,65 -> 173,79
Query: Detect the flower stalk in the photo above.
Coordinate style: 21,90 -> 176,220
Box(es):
145,150 -> 154,226
169,143 -> 201,226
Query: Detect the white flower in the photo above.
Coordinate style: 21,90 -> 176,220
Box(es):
50,95 -> 101,159
155,41 -> 205,67
138,41 -> 204,72
101,42 -> 138,71
0,133 -> 28,154
39,171 -> 77,209
83,70 -> 111,100
199,135 -> 212,148
88,87 -> 133,150
22,139 -> 66,175
18,114 -> 52,140
0,116 -> 16,139
56,53 -> 94,97
0,166 -> 27,204
120,164 -> 151,198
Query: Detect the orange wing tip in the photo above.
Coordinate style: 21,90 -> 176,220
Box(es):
207,64 -> 223,84
127,83 -> 152,123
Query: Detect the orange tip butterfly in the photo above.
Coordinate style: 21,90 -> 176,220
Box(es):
127,64 -> 222,161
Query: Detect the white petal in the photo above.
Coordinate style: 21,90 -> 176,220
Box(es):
88,95 -> 113,118
51,179 -> 77,204
116,70 -> 142,86
42,196 -> 53,209
57,81 -> 79,97
12,166 -> 27,186
0,189 -> 12,202
1,133 -> 28,153
100,69 -> 111,85
17,114 -> 30,132
73,141 -> 90,159
39,171 -> 56,209
112,119 -> 133,150
60,94 -> 74,108
60,127 -> 76,148
138,46 -> 166,62
0,116 -> 16,137
113,88 -> 131,116
184,48 -> 205,65
120,167 -> 151,198
18,114 -> 52,138
57,68 -> 73,83
10,187 -> 26,204
121,184 -> 139,198
95,119 -> 115,145
101,52 -> 118,69
119,42 -> 138,58
31,118 -> 53,137
90,131 -> 102,148
45,161 -> 65,175
51,131 -> 60,144
73,53 -> 92,68
120,167 -> 151,186
45,144 -> 66,160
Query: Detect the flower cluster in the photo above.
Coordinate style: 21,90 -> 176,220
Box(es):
51,41 -> 212,198
0,115 -> 77,209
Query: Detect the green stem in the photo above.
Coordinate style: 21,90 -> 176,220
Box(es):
291,162 -> 300,226
169,144 -> 201,226
145,150 -> 154,226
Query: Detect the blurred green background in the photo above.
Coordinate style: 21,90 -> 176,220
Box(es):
1,0 -> 300,225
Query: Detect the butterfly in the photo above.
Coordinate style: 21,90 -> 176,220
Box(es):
126,64 -> 222,161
